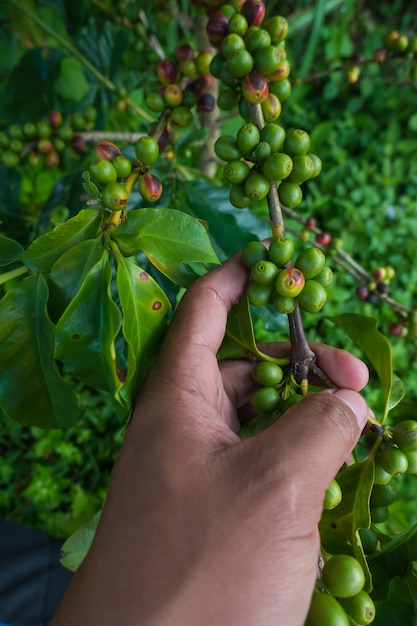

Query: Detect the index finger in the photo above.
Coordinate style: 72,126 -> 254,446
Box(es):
159,251 -> 249,367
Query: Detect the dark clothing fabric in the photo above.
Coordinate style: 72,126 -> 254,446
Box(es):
0,520 -> 72,626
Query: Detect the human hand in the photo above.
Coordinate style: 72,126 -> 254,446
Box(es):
51,252 -> 369,626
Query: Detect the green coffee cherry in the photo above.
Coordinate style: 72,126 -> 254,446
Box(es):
378,445 -> 408,475
251,260 -> 279,285
392,420 -> 417,453
322,555 -> 365,598
297,279 -> 327,313
252,361 -> 283,387
227,49 -> 254,77
135,136 -> 159,165
245,281 -> 273,306
370,483 -> 395,508
236,123 -> 261,154
314,266 -> 333,287
268,236 -> 294,266
295,247 -> 326,279
244,171 -> 270,200
89,159 -> 118,186
283,129 -> 310,155
262,153 -> 293,182
260,123 -> 285,152
338,591 -> 376,625
223,159 -> 251,184
250,386 -> 281,414
241,241 -> 269,267
112,155 -> 132,179
323,478 -> 342,510
229,183 -> 251,208
278,181 -> 303,208
261,93 -> 282,122
269,77 -> 291,101
214,135 -> 243,161
306,592 -> 349,626
287,153 -> 315,183
271,293 -> 296,314
102,182 -> 129,210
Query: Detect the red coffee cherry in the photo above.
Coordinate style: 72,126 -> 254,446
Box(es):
96,141 -> 121,161
206,12 -> 229,47
138,173 -> 163,202
241,0 -> 266,27
157,59 -> 178,84
242,71 -> 269,104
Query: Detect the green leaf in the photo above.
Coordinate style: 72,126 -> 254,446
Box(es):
55,56 -> 89,102
55,251 -> 122,394
319,456 -> 375,590
48,238 -> 106,321
327,313 -> 405,421
111,208 -> 219,265
0,274 -> 83,428
224,296 -> 289,365
116,255 -> 171,407
0,235 -> 24,266
60,510 -> 101,573
22,209 -> 103,273
146,256 -> 202,288
82,170 -> 101,199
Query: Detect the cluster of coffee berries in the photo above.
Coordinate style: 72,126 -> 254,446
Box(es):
0,108 -> 95,169
384,30 -> 417,82
86,135 -> 162,212
242,238 -> 333,314
144,42 -> 215,128
306,555 -> 375,626
215,122 -> 321,209
207,2 -> 290,117
356,265 -> 395,304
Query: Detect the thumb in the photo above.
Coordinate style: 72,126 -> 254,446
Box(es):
248,389 -> 368,513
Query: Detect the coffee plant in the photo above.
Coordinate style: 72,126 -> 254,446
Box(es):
1,1 -> 417,623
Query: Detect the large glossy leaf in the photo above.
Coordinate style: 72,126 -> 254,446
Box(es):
111,208 -> 219,265
54,252 -> 122,394
0,274 -> 83,428
222,295 -> 290,366
116,255 -> 171,407
179,180 -> 271,260
22,209 -> 103,273
0,235 -> 24,266
327,313 -> 405,421
48,238 -> 106,321
319,455 -> 375,590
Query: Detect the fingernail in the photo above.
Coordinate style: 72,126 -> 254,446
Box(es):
330,389 -> 369,431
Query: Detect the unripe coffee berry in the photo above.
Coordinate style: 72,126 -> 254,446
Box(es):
278,181 -> 303,208
244,171 -> 270,200
250,386 -> 280,414
135,136 -> 159,165
89,158 -> 118,186
214,135 -> 242,161
297,279 -> 327,313
271,293 -> 296,314
268,236 -> 294,266
245,281 -> 273,306
295,247 -> 326,279
262,153 -> 293,181
241,241 -> 269,267
102,182 -> 129,211
322,555 -> 365,598
252,361 -> 283,387
251,260 -> 279,285
260,123 -> 285,152
229,183 -> 251,208
236,123 -> 261,154
283,129 -> 310,155
223,159 -> 251,184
